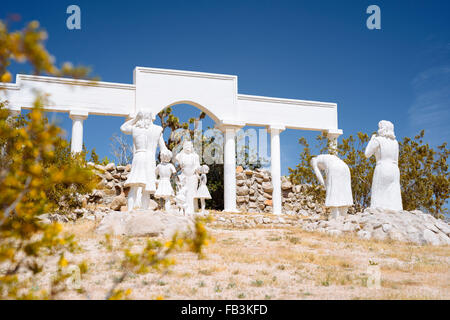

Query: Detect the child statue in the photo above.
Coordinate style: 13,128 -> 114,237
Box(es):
154,149 -> 176,212
195,165 -> 212,214
311,154 -> 353,219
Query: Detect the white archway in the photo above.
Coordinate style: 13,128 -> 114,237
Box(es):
1,67 -> 343,214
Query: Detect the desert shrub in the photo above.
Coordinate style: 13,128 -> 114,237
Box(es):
289,131 -> 449,217
399,130 -> 449,218
0,18 -> 212,300
0,18 -> 97,299
0,101 -> 96,298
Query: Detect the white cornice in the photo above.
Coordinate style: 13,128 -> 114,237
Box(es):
16,74 -> 135,90
0,82 -> 19,90
135,67 -> 237,81
238,94 -> 336,108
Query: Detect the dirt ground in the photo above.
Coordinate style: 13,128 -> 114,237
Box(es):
39,214 -> 450,300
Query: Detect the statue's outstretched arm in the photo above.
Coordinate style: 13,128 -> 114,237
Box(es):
158,134 -> 168,153
311,157 -> 325,186
364,135 -> 379,158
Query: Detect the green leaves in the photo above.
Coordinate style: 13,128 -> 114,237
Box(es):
399,131 -> 449,218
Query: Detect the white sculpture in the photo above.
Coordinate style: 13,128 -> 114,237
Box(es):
174,175 -> 188,215
311,154 -> 353,219
120,111 -> 168,210
195,165 -> 212,214
155,149 -> 176,212
365,120 -> 403,211
175,140 -> 201,215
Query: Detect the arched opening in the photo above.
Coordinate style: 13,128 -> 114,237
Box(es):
154,102 -> 224,210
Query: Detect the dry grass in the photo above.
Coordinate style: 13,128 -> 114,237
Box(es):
33,216 -> 450,299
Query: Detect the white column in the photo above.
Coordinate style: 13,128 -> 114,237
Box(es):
270,125 -> 285,215
326,129 -> 343,154
222,125 -> 240,212
69,111 -> 88,154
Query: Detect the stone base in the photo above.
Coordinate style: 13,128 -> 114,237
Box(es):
96,210 -> 194,238
301,208 -> 450,246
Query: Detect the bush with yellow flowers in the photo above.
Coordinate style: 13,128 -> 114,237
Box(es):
104,216 -> 213,300
0,97 -> 97,298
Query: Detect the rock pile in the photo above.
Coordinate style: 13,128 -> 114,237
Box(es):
86,162 -> 130,209
235,167 -> 323,216
300,208 -> 450,245
211,208 -> 450,246
85,162 -> 158,211
88,163 -> 325,215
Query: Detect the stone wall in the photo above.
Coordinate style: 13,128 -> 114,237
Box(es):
236,166 -> 323,216
87,163 -> 323,215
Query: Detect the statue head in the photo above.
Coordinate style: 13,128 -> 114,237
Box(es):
201,164 -> 209,174
160,149 -> 173,163
135,111 -> 152,128
377,120 -> 396,140
182,140 -> 193,154
144,112 -> 153,125
135,111 -> 147,128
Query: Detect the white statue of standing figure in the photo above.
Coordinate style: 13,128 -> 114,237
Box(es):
120,111 -> 168,210
311,154 -> 353,219
195,165 -> 212,214
175,140 -> 200,215
365,120 -> 403,211
155,149 -> 176,212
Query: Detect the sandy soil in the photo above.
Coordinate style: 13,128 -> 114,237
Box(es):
36,215 -> 449,300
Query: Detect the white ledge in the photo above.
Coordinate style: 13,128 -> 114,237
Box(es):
16,74 -> 136,90
134,67 -> 237,81
238,94 -> 336,108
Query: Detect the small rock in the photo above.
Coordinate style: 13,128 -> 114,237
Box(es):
262,182 -> 273,193
105,163 -> 116,171
281,181 -> 292,191
110,195 -> 127,211
423,229 -> 440,245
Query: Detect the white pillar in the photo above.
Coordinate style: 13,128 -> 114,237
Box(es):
220,124 -> 241,212
69,111 -> 88,154
326,129 -> 343,154
270,125 -> 285,215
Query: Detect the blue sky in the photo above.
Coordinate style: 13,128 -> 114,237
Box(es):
3,0 -> 449,175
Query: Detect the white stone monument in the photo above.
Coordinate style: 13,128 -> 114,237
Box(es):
120,111 -> 168,210
364,120 -> 403,211
311,154 -> 353,219
175,140 -> 201,215
1,67 -> 344,214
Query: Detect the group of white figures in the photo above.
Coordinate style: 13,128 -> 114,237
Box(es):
121,111 -> 402,219
120,111 -> 211,215
312,120 -> 402,219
